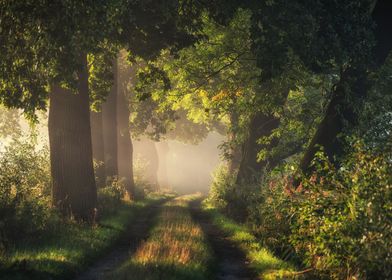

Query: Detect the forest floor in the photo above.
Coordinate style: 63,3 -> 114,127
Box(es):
73,194 -> 295,280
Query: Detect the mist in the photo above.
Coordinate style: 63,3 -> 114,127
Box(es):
133,132 -> 224,194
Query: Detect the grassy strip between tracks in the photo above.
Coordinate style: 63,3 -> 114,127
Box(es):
110,194 -> 214,280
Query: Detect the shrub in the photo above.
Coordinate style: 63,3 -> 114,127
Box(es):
206,164 -> 235,210
0,138 -> 53,245
133,156 -> 153,198
97,177 -> 126,215
248,171 -> 298,262
291,145 -> 392,279
207,164 -> 261,221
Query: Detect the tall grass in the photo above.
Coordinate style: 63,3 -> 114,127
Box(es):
111,194 -> 214,280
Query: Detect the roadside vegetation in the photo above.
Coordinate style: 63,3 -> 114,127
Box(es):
0,137 -> 171,280
1,1 -> 391,280
202,200 -> 298,279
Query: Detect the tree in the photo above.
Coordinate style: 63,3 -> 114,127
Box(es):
102,59 -> 119,180
90,110 -> 106,187
117,53 -> 135,197
48,55 -> 97,220
0,0 -> 202,219
299,0 -> 392,174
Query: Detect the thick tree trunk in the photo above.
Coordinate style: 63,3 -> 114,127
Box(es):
102,58 -> 118,180
235,113 -> 280,185
117,79 -> 135,198
49,54 -> 97,221
90,110 -> 105,187
299,68 -> 366,174
299,0 -> 392,175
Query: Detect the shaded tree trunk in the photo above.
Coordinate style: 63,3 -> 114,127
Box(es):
299,0 -> 392,175
235,113 -> 280,185
49,54 -> 97,221
102,58 -> 118,180
117,79 -> 135,198
90,110 -> 105,187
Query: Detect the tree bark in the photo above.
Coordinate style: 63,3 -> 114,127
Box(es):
90,110 -> 105,187
117,77 -> 135,198
299,0 -> 392,175
235,112 -> 280,185
49,54 -> 97,221
102,58 -> 118,180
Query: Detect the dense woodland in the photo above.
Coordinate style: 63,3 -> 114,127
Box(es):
0,1 -> 391,279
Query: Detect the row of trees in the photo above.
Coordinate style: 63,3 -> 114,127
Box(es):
133,0 -> 391,190
0,0 -> 207,220
126,1 -> 392,277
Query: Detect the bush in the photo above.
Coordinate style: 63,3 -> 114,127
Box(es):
206,164 -> 235,210
97,177 -> 126,215
0,138 -> 53,245
248,171 -> 298,262
291,145 -> 392,279
132,156 -> 153,198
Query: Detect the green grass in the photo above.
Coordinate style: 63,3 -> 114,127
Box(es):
201,201 -> 302,279
110,194 -> 214,280
0,193 -> 171,280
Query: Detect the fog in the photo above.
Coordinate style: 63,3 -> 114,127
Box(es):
134,132 -> 224,194
1,108 -> 225,195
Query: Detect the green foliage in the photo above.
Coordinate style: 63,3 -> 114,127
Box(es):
257,79 -> 330,165
0,106 -> 21,138
88,47 -> 117,111
202,201 -> 296,279
97,178 -> 126,215
206,164 -> 236,210
133,156 -> 154,194
209,142 -> 392,279
0,196 -> 167,280
248,171 -> 297,261
291,146 -> 392,279
0,138 -> 52,245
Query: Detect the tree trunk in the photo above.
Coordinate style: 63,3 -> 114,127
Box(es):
299,0 -> 392,175
117,77 -> 135,198
49,54 -> 97,221
102,58 -> 118,180
90,110 -> 105,187
235,113 -> 280,185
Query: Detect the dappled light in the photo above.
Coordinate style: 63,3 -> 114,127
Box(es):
1,1 -> 392,280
